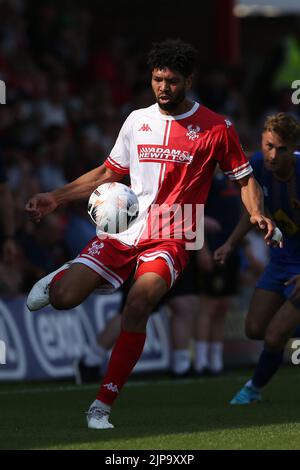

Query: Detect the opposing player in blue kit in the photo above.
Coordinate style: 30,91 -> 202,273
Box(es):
214,113 -> 300,404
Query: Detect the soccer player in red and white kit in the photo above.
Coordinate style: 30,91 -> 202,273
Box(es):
25,39 -> 279,429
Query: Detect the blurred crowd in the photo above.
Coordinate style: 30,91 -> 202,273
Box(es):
0,1 -> 299,296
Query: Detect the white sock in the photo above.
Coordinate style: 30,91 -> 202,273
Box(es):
83,344 -> 107,367
172,349 -> 191,375
91,399 -> 111,413
209,342 -> 223,373
194,341 -> 209,372
245,379 -> 261,392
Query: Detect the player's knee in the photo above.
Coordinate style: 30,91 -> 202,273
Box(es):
122,294 -> 152,330
245,320 -> 265,340
264,330 -> 286,350
125,294 -> 150,318
49,284 -> 79,310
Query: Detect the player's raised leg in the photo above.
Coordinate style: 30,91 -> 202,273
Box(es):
50,263 -> 108,309
27,262 -> 108,311
86,262 -> 170,430
27,235 -> 134,312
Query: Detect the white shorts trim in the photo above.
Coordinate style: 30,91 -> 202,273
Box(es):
80,254 -> 124,284
72,256 -> 122,292
137,251 -> 176,287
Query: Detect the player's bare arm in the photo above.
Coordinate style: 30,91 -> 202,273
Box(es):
238,174 -> 279,243
25,165 -> 123,222
52,165 -> 123,205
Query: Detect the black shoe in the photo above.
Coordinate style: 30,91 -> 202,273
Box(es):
73,358 -> 101,384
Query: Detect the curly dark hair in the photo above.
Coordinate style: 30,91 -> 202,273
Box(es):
147,38 -> 198,77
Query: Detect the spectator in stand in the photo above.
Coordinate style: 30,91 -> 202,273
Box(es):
0,147 -> 20,294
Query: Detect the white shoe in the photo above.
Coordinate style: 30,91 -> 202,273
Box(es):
86,405 -> 114,429
26,262 -> 72,311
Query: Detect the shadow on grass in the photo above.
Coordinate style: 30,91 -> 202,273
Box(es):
1,367 -> 300,449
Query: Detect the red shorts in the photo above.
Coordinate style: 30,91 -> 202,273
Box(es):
72,237 -> 189,293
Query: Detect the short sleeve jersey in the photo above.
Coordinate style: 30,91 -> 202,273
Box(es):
104,102 -> 252,246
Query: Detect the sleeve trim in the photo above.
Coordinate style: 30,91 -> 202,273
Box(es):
105,157 -> 129,175
227,165 -> 253,180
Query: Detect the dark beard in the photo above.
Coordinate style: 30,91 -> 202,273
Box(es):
157,91 -> 186,112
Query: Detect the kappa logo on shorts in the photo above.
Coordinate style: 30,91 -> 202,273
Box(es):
88,241 -> 104,256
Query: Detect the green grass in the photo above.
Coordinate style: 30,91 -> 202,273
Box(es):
1,366 -> 300,450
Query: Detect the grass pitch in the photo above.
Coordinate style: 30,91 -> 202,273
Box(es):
1,366 -> 300,450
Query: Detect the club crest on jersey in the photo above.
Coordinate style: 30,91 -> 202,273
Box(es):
88,240 -> 104,256
186,125 -> 200,141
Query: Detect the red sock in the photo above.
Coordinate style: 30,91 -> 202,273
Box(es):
97,329 -> 146,406
50,269 -> 68,286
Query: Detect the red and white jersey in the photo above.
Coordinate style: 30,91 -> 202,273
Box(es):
104,102 -> 252,246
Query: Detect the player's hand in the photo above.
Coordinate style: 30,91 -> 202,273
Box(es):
213,242 -> 234,265
250,214 -> 283,248
25,192 -> 58,222
268,227 -> 284,248
285,275 -> 300,304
